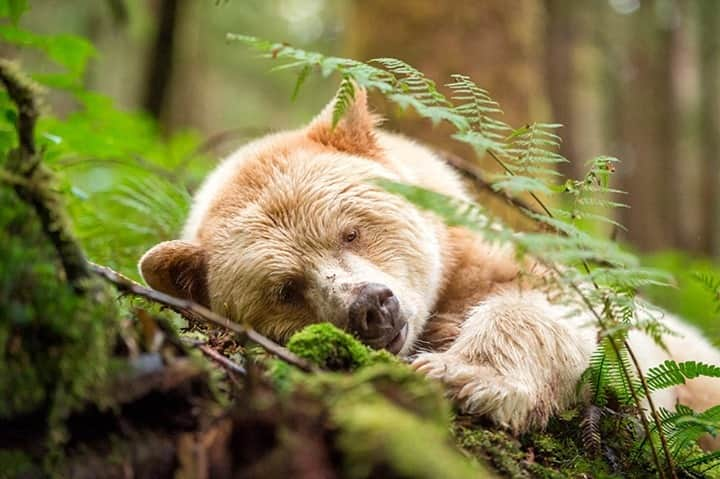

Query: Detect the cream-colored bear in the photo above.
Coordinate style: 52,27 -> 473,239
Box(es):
139,91 -> 720,441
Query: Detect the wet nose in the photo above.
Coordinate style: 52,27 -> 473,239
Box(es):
348,283 -> 401,348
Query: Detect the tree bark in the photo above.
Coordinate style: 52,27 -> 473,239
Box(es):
698,1 -> 720,259
345,0 -> 544,159
143,0 -> 183,128
608,1 -> 681,252
543,0 -> 580,177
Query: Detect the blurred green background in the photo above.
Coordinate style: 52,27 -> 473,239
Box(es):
2,0 -> 719,338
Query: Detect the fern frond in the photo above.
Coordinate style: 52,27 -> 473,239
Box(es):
680,450 -> 720,473
643,360 -> 720,395
446,74 -> 510,153
584,336 -> 635,406
693,272 -> 720,313
580,404 -> 603,456
375,179 -> 501,235
291,64 -> 311,101
332,75 -> 356,128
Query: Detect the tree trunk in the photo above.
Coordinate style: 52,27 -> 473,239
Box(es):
698,0 -> 720,259
143,0 -> 183,129
543,0 -> 580,178
608,1 -> 681,252
345,0 -> 544,160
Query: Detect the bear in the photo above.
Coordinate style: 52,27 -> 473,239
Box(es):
139,90 -> 720,440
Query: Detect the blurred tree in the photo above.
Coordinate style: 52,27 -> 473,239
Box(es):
543,0 -> 580,178
697,0 -> 720,258
345,0 -> 545,161
143,0 -> 185,129
601,0 -> 681,252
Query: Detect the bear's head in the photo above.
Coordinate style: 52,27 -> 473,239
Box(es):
138,91 -> 445,356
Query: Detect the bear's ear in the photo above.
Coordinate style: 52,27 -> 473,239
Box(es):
138,240 -> 210,307
306,87 -> 382,157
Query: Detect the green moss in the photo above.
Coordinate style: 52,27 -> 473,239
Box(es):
266,326 -> 490,478
455,426 -> 534,478
333,394 -> 485,479
0,449 -> 36,478
286,323 -> 372,370
0,186 -> 119,450
454,415 -> 631,479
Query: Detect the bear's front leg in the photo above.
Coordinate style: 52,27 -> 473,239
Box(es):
412,291 -> 596,434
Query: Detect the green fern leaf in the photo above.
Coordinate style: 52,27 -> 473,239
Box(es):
644,360 -> 720,394
332,75 -> 356,128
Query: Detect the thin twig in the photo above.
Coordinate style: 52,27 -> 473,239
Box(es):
624,337 -> 676,477
89,263 -> 315,372
196,342 -> 247,376
436,149 -> 545,219
487,148 -> 554,218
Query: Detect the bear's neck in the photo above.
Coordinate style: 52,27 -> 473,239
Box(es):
419,227 -> 522,351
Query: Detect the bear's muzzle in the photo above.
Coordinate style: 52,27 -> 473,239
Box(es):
347,282 -> 408,354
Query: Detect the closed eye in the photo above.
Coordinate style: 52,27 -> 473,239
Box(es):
278,278 -> 305,305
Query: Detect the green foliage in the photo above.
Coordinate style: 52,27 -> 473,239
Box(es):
644,360 -> 720,394
0,22 -> 95,88
0,186 -> 119,438
286,323 -> 396,371
286,323 -> 371,370
0,12 -> 208,279
642,252 -> 720,340
0,0 -> 28,25
695,272 -> 720,314
332,74 -> 356,128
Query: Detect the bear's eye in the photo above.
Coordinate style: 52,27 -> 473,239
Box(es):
278,279 -> 304,305
343,228 -> 359,244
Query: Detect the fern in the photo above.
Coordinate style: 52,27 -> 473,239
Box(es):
642,360 -> 720,395
584,336 -> 636,406
332,75 -> 356,128
649,405 -> 720,470
694,272 -> 720,313
447,74 -> 509,154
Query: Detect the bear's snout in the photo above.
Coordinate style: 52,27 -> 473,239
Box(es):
347,283 -> 408,354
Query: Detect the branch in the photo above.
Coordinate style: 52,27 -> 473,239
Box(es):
435,148 -> 559,234
187,340 -> 247,376
0,60 -> 91,291
88,263 -> 315,372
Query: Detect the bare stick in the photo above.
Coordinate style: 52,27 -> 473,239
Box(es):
196,343 -> 247,376
436,149 -> 543,220
89,263 -> 315,372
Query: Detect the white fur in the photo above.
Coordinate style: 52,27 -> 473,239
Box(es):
175,105 -> 720,439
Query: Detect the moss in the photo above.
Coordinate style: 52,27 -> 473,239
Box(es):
333,394 -> 486,479
455,425 -> 535,478
285,323 -> 373,370
0,449 -> 36,478
265,325 -> 491,478
270,325 -> 665,478
0,186 -> 119,461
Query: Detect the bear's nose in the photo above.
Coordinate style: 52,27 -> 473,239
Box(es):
348,283 -> 406,353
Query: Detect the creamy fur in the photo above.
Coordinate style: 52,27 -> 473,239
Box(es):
139,91 -> 720,441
